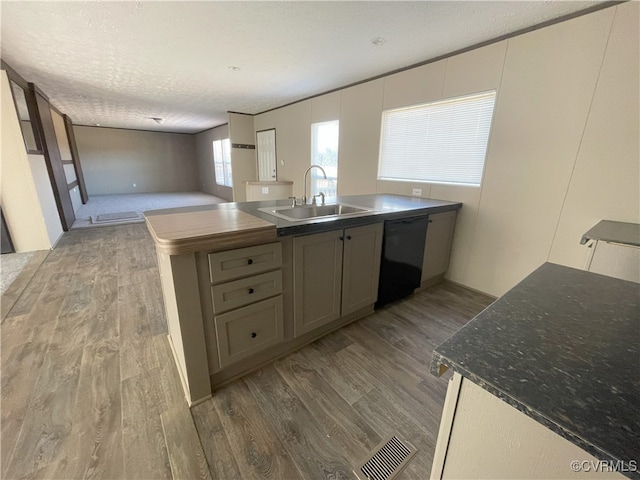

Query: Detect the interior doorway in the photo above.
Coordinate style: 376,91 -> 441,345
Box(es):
256,128 -> 277,181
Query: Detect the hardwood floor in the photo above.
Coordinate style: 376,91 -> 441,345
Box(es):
192,284 -> 492,480
1,225 -> 208,480
1,223 -> 493,479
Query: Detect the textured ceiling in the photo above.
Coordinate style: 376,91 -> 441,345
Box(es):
1,1 -> 606,134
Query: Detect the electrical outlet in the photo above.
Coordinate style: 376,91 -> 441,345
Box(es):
262,187 -> 269,194
133,183 -> 137,188
412,188 -> 422,197
280,159 -> 285,166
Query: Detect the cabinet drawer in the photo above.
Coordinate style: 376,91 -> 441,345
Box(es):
209,242 -> 282,284
215,296 -> 284,368
211,270 -> 282,314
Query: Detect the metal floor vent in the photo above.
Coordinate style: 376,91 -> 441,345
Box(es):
354,435 -> 417,480
92,211 -> 141,223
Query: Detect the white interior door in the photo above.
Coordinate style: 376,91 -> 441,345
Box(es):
256,129 -> 277,181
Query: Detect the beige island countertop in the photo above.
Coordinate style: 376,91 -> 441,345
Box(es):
144,194 -> 464,255
145,207 -> 276,255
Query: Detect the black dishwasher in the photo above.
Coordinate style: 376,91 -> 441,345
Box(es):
376,215 -> 429,308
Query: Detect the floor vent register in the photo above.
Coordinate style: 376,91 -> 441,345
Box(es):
354,435 -> 417,480
91,211 -> 142,224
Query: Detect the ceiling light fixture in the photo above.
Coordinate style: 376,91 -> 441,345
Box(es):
148,117 -> 164,125
228,66 -> 241,71
372,37 -> 386,46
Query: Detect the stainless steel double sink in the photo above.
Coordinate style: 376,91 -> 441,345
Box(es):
258,203 -> 374,222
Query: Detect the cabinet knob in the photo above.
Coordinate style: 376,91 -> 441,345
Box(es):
339,236 -> 344,241
248,288 -> 255,294
247,258 -> 254,265
428,220 -> 433,223
250,332 -> 257,338
346,235 -> 352,240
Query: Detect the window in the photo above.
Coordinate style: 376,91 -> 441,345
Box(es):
311,120 -> 339,197
378,91 -> 496,186
213,138 -> 232,187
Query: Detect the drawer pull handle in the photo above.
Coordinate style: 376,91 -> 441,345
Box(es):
248,288 -> 255,294
251,332 -> 257,338
247,259 -> 254,265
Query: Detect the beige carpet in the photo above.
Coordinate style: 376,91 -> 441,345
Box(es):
72,191 -> 227,229
0,252 -> 36,296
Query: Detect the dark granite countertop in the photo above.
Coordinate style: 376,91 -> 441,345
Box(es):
581,220 -> 640,246
431,263 -> 640,478
145,194 -> 461,237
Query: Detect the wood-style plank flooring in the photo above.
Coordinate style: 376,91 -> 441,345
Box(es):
192,282 -> 493,480
1,224 -> 208,480
1,223 -> 493,479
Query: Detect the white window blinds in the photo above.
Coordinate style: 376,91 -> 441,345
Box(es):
378,91 -> 497,186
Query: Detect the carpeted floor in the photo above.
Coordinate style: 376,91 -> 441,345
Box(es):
0,252 -> 36,296
71,191 -> 227,228
1,192 -> 226,295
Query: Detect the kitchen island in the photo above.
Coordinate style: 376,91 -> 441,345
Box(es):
145,194 -> 462,405
146,194 -> 462,249
430,263 -> 639,479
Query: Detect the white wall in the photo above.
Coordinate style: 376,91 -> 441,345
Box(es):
228,112 -> 257,202
74,125 -> 198,195
548,5 -> 640,268
339,80 -> 382,195
462,7 -> 613,295
254,101 -> 312,197
195,123 -> 232,201
27,154 -> 65,247
1,71 -> 63,251
252,3 -> 639,297
51,109 -> 72,161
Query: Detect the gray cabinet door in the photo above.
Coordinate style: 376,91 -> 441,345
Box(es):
342,223 -> 383,316
422,210 -> 457,282
215,296 -> 284,368
293,229 -> 343,337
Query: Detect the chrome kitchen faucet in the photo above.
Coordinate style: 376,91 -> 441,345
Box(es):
302,165 -> 327,205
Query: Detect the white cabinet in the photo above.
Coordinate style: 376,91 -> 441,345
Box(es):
431,373 -> 624,480
581,220 -> 639,283
293,222 -> 383,337
585,241 -> 640,283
